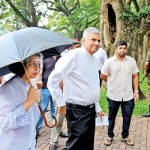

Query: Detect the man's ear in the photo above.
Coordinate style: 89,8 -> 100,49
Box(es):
82,37 -> 85,45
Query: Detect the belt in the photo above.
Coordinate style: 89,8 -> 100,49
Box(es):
66,102 -> 95,109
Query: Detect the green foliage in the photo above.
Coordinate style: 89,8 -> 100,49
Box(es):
0,0 -> 101,35
0,1 -> 16,30
99,87 -> 108,113
0,0 -> 31,30
119,3 -> 150,25
119,4 -> 138,25
47,0 -> 100,37
139,70 -> 148,95
47,12 -> 74,37
0,0 -> 44,30
139,7 -> 150,23
133,100 -> 149,116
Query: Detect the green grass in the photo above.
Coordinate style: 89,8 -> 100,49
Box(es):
99,71 -> 149,116
139,71 -> 148,95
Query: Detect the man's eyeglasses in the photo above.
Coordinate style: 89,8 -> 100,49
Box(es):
27,63 -> 41,68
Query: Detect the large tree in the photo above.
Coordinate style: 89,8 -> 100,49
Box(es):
100,0 -> 150,98
100,0 -> 150,61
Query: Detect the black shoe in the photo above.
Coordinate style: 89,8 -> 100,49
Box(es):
61,148 -> 68,150
49,144 -> 57,150
59,131 -> 68,138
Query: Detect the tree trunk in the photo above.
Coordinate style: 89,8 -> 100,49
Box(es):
100,0 -> 149,99
26,0 -> 37,26
100,0 -> 149,59
100,0 -> 126,56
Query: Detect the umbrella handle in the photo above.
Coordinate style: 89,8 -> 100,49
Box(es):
37,102 -> 57,128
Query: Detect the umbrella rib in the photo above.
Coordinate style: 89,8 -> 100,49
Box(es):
12,32 -> 23,61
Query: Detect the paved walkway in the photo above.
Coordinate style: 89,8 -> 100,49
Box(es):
36,111 -> 150,150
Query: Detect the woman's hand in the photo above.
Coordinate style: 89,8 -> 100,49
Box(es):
23,86 -> 41,111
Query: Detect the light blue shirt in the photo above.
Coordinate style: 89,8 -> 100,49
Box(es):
0,76 -> 40,150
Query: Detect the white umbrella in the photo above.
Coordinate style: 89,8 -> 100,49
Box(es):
0,27 -> 79,128
0,27 -> 78,76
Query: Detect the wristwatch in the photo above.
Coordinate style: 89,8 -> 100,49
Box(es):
134,90 -> 139,93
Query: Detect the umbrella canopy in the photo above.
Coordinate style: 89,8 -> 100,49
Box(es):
0,27 -> 79,76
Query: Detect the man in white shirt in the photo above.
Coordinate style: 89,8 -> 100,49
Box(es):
49,39 -> 81,150
47,27 -> 105,150
94,48 -> 107,87
0,73 -> 15,87
3,73 -> 15,83
101,40 -> 139,146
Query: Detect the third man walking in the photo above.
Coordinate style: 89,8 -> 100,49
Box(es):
101,40 -> 139,146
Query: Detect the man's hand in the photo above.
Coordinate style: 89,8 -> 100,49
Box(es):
36,81 -> 43,89
59,81 -> 63,91
134,92 -> 139,101
58,106 -> 66,115
97,111 -> 105,118
144,71 -> 148,77
144,61 -> 149,77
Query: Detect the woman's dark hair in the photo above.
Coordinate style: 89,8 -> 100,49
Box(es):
116,40 -> 127,48
9,62 -> 25,77
8,53 -> 43,77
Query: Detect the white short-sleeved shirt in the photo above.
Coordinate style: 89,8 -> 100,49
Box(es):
101,55 -> 139,101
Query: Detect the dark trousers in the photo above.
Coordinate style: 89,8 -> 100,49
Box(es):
65,103 -> 96,150
107,98 -> 134,138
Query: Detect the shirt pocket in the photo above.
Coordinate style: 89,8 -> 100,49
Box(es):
125,66 -> 132,74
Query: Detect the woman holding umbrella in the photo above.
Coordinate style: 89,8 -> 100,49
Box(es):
0,53 -> 42,150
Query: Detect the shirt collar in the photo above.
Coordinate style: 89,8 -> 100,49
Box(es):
114,55 -> 127,61
81,46 -> 96,57
81,46 -> 96,63
16,76 -> 29,87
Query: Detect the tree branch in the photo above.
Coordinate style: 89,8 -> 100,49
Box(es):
69,0 -> 80,13
27,0 -> 37,26
59,0 -> 70,16
35,0 -> 53,7
4,0 -> 31,26
125,0 -> 132,6
61,0 -> 69,12
88,18 -> 99,25
75,16 -> 86,28
133,0 -> 140,12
